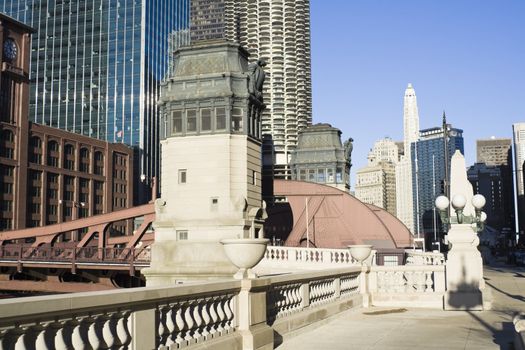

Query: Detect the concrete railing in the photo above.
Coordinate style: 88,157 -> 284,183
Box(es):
405,250 -> 445,266
260,246 -> 376,270
368,265 -> 446,308
0,267 -> 363,350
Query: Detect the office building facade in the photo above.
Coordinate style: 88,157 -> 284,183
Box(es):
477,138 -> 512,166
189,0 -> 312,179
1,0 -> 190,201
355,138 -> 398,215
412,125 -> 464,235
0,13 -> 133,232
468,163 -> 513,230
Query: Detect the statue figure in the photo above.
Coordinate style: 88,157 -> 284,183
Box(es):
344,138 -> 354,163
248,59 -> 267,101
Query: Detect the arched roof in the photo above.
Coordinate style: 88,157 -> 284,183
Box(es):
265,180 -> 413,249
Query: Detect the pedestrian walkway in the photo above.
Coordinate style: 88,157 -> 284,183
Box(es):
276,263 -> 525,349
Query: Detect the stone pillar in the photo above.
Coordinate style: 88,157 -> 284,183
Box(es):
444,223 -> 484,310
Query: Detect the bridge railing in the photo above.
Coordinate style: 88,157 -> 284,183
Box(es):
0,267 -> 363,350
0,245 -> 151,266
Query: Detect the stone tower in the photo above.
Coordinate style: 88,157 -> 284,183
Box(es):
143,41 -> 267,284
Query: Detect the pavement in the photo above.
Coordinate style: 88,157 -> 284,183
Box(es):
276,261 -> 525,350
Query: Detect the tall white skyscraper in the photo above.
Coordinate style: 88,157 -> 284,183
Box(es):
513,122 -> 525,232
513,123 -> 525,197
190,0 -> 312,179
396,83 -> 420,234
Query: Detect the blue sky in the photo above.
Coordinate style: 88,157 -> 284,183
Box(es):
310,0 -> 525,186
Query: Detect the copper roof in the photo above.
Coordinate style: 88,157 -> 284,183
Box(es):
265,180 -> 413,249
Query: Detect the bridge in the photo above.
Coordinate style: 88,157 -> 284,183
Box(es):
0,204 -> 155,292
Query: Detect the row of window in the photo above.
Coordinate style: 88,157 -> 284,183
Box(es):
295,167 -> 344,184
171,107 -> 243,135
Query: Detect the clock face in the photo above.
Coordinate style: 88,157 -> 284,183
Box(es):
3,38 -> 18,62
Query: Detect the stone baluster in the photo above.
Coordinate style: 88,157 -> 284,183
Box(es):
115,312 -> 131,349
87,314 -> 109,349
173,302 -> 186,345
71,317 -> 92,349
200,298 -> 212,340
405,271 -> 414,292
157,305 -> 171,346
54,320 -> 77,350
13,325 -> 40,350
162,305 -> 177,347
0,327 -> 26,350
192,298 -> 204,342
223,295 -> 234,334
183,301 -> 195,343
102,313 -> 123,349
425,271 -> 434,292
415,271 -> 425,292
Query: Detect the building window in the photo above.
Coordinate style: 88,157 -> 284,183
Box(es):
299,169 -> 306,181
216,107 -> 226,130
201,109 -> 211,131
187,109 -> 197,132
94,151 -> 104,175
64,144 -> 75,170
172,111 -> 182,134
308,169 -> 315,182
177,230 -> 188,240
0,129 -> 15,159
178,169 -> 187,184
327,168 -> 334,182
79,148 -> 90,172
336,168 -> 343,183
317,169 -> 326,183
47,140 -> 59,167
232,108 -> 243,131
29,136 -> 42,164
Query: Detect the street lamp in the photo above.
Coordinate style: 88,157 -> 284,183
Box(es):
435,193 -> 487,232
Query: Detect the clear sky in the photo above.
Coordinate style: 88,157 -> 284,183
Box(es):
310,0 -> 525,186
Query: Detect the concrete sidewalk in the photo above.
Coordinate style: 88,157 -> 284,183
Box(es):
276,264 -> 525,350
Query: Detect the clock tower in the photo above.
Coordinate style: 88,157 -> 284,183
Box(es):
0,14 -> 35,230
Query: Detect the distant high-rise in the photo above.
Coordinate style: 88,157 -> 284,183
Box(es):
356,138 -> 398,215
477,138 -> 512,166
471,137 -> 514,231
2,0 -> 190,202
189,0 -> 312,179
513,123 -> 525,232
412,124 -> 464,235
396,83 -> 420,233
468,163 -> 513,230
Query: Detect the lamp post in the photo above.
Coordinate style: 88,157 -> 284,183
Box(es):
435,193 -> 487,310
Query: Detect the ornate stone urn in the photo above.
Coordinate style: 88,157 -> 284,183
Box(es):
221,238 -> 270,279
348,245 -> 373,265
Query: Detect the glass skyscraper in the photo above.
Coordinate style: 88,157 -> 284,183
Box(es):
1,0 -> 190,197
411,124 -> 464,236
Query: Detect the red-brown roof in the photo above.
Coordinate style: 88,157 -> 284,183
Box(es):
265,180 -> 413,249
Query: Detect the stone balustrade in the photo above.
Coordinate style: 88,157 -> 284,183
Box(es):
368,265 -> 446,308
0,267 -> 363,350
259,246 -> 376,271
405,250 -> 445,266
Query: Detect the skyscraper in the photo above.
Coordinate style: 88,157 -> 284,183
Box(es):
396,83 -> 420,233
477,138 -> 512,166
1,0 -> 190,201
412,124 -> 464,235
189,0 -> 312,178
355,138 -> 398,215
513,122 -> 525,232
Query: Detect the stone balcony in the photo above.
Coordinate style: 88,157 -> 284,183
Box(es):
0,248 -> 455,349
